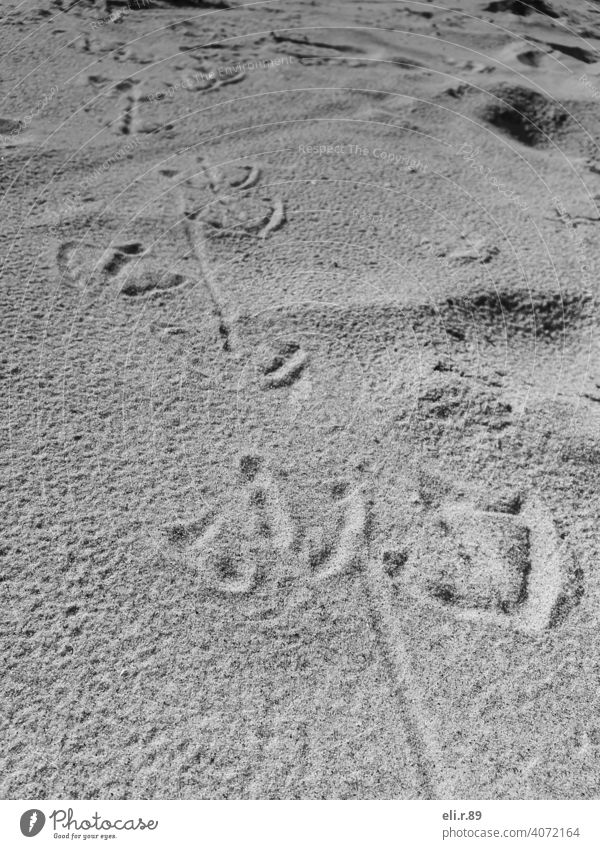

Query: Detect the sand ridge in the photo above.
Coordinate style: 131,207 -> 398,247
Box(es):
1,0 -> 600,799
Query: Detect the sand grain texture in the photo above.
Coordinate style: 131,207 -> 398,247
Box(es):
2,0 -> 600,799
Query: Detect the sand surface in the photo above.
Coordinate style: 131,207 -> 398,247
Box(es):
2,0 -> 600,799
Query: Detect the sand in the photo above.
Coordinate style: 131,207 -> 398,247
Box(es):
1,0 -> 600,799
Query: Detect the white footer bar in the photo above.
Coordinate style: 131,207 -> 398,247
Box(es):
1,800 -> 598,849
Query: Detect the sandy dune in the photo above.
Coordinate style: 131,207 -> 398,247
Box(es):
2,0 -> 600,799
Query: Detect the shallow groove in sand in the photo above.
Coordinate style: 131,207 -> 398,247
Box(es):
363,559 -> 445,798
175,159 -> 237,351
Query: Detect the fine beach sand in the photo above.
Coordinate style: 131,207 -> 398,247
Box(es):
2,0 -> 600,799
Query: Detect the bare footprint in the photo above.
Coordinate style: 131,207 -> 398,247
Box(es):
258,197 -> 285,239
228,164 -> 261,190
98,242 -> 145,275
261,341 -> 308,389
302,483 -> 367,582
116,259 -> 188,297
